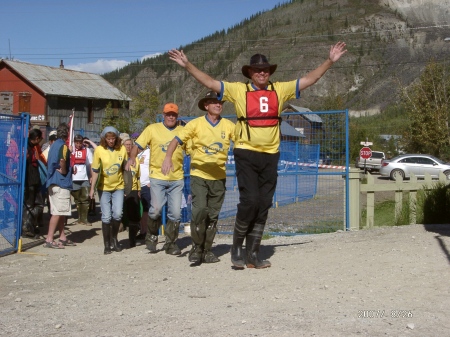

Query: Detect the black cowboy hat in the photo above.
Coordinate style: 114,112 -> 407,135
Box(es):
241,54 -> 277,79
198,91 -> 222,111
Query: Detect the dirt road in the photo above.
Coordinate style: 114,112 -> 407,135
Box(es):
1,222 -> 449,336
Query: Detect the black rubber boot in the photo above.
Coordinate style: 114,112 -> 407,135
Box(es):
21,209 -> 35,238
32,206 -> 43,237
188,221 -> 205,263
102,222 -> 112,255
128,222 -> 139,248
202,222 -> 219,263
246,223 -> 271,269
145,217 -> 160,253
35,191 -> 44,229
230,219 -> 248,269
88,197 -> 96,216
110,219 -> 122,252
164,220 -> 181,255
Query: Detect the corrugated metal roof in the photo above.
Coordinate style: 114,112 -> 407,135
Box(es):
281,121 -> 305,138
2,60 -> 131,101
287,104 -> 322,123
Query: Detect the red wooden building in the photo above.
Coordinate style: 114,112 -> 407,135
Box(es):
0,59 -> 130,138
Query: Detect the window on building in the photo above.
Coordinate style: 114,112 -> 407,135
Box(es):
0,92 -> 13,114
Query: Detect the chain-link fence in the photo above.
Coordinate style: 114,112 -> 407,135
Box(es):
163,110 -> 349,235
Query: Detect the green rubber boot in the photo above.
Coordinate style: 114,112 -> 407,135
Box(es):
202,222 -> 219,263
188,221 -> 205,263
164,220 -> 181,255
145,217 -> 161,253
79,187 -> 92,226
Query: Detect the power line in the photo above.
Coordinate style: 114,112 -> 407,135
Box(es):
4,23 -> 449,62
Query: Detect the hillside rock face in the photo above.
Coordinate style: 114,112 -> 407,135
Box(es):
381,0 -> 450,25
348,0 -> 450,116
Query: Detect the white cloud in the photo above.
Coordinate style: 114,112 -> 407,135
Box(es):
141,53 -> 162,61
65,53 -> 162,75
66,59 -> 129,74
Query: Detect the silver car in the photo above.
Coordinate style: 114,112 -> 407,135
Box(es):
379,154 -> 450,180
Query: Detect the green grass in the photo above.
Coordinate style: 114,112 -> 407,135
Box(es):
361,198 -> 411,227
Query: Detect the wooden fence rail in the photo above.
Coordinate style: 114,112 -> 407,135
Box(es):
348,169 -> 450,230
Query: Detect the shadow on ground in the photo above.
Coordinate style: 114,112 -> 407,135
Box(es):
424,224 -> 450,265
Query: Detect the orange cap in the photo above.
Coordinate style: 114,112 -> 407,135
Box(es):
163,103 -> 179,114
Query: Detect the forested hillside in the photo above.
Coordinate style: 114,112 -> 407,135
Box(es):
103,0 -> 450,118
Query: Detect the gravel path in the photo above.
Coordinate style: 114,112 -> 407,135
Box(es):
1,222 -> 449,336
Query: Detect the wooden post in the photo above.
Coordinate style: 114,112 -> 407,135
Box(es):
366,173 -> 375,228
348,168 -> 361,230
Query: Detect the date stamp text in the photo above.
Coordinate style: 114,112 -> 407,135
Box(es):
357,310 -> 413,318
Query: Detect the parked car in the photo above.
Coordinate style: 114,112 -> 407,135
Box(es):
379,154 -> 450,180
355,151 -> 385,172
319,152 -> 332,166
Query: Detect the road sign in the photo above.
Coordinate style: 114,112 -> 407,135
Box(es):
360,147 -> 372,160
360,141 -> 373,146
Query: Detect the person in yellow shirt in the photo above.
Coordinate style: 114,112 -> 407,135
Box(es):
162,91 -> 235,264
169,42 -> 347,269
128,103 -> 186,255
121,134 -> 141,248
90,126 -> 127,255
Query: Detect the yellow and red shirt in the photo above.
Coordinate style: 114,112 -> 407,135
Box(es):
220,79 -> 299,153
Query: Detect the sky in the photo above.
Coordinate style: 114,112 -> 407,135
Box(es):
1,0 -> 286,74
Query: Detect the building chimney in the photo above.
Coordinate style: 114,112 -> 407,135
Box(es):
60,60 -> 64,69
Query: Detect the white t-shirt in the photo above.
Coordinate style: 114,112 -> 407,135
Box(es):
138,148 -> 150,187
73,148 -> 93,182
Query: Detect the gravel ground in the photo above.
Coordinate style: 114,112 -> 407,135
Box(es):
1,221 -> 450,337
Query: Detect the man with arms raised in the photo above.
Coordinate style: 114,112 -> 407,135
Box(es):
169,42 -> 347,269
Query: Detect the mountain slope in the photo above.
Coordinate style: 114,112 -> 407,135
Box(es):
103,0 -> 450,117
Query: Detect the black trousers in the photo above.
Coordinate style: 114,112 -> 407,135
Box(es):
234,148 -> 279,226
123,190 -> 141,224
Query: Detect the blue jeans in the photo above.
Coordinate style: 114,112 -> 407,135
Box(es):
149,178 -> 183,222
98,189 -> 124,223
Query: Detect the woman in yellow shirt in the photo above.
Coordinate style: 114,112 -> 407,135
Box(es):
90,127 -> 127,255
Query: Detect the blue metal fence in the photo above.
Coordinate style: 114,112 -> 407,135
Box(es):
0,113 -> 29,256
158,109 -> 350,235
0,109 -> 349,256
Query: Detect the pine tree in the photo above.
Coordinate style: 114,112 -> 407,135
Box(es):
402,60 -> 450,159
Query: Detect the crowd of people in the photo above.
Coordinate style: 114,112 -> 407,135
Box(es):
16,41 -> 347,269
